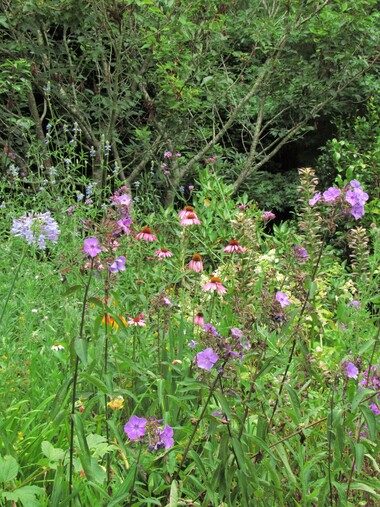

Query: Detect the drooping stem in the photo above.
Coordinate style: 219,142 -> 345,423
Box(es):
69,258 -> 94,503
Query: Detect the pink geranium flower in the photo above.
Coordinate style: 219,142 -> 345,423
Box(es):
180,213 -> 201,226
136,227 -> 157,242
202,276 -> 227,295
189,254 -> 203,272
155,248 -> 173,258
223,239 -> 246,253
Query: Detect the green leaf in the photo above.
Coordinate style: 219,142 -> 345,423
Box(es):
168,479 -> 178,507
74,338 -> 88,365
81,373 -> 109,393
359,405 -> 377,440
41,441 -> 65,463
3,486 -> 44,507
350,482 -> 380,499
0,455 -> 19,483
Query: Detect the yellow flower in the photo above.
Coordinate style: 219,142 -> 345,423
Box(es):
107,396 -> 124,410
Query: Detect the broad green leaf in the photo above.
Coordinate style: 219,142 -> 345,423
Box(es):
41,441 -> 65,463
3,486 -> 44,507
0,455 -> 19,483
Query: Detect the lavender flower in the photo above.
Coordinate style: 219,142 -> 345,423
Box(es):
345,362 -> 359,379
345,181 -> 368,220
83,237 -> 102,258
294,245 -> 309,260
196,348 -> 219,370
231,327 -> 244,339
203,323 -> 219,337
110,255 -> 126,273
124,415 -> 147,440
309,192 -> 322,206
323,187 -> 341,202
275,291 -> 291,308
11,211 -> 60,249
159,425 -> 174,449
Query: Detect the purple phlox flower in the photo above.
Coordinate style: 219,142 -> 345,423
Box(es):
203,323 -> 219,337
231,327 -> 244,339
175,152 -> 181,157
211,410 -> 223,417
225,344 -> 243,360
110,255 -> 126,273
11,211 -> 60,249
188,185 -> 194,191
345,181 -> 368,220
112,193 -> 131,207
348,300 -> 361,309
323,187 -> 341,202
188,340 -> 198,349
275,291 -> 291,308
158,425 -> 174,449
196,348 -> 219,370
117,218 -> 132,234
84,237 -> 102,258
164,151 -> 172,158
345,361 -> 359,379
124,415 -> 147,440
370,403 -> 380,416
294,245 -> 309,260
309,192 -> 322,206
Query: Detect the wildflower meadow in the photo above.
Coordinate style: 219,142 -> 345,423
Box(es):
0,144 -> 379,507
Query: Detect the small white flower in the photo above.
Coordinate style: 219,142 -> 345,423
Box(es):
51,343 -> 64,351
31,308 -> 38,313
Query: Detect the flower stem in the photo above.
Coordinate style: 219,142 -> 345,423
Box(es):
69,258 -> 94,504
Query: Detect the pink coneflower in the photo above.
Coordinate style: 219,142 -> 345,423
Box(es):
180,213 -> 201,226
155,248 -> 173,258
189,254 -> 203,272
194,312 -> 205,327
136,227 -> 157,242
223,239 -> 246,253
202,276 -> 227,295
178,205 -> 196,219
128,316 -> 146,326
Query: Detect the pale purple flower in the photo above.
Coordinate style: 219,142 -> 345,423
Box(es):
11,211 -> 60,249
294,245 -> 309,260
112,194 -> 131,207
175,152 -> 181,157
345,181 -> 368,220
124,415 -> 147,440
188,185 -> 194,191
348,300 -> 361,309
164,170 -> 170,175
164,151 -> 172,158
309,192 -> 322,206
203,323 -> 219,337
196,348 -> 219,370
202,277 -> 227,295
188,340 -> 198,349
370,403 -> 380,416
275,291 -> 290,308
110,255 -> 126,273
346,362 -> 359,379
117,218 -> 132,234
163,297 -> 173,306
323,187 -> 341,202
161,163 -> 167,169
262,211 -> 276,221
231,327 -> 244,339
159,425 -> 174,449
84,237 -> 102,258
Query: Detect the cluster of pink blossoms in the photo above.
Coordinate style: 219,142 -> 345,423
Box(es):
178,205 -> 201,226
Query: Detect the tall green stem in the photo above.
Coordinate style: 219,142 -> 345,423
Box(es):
69,258 -> 94,504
